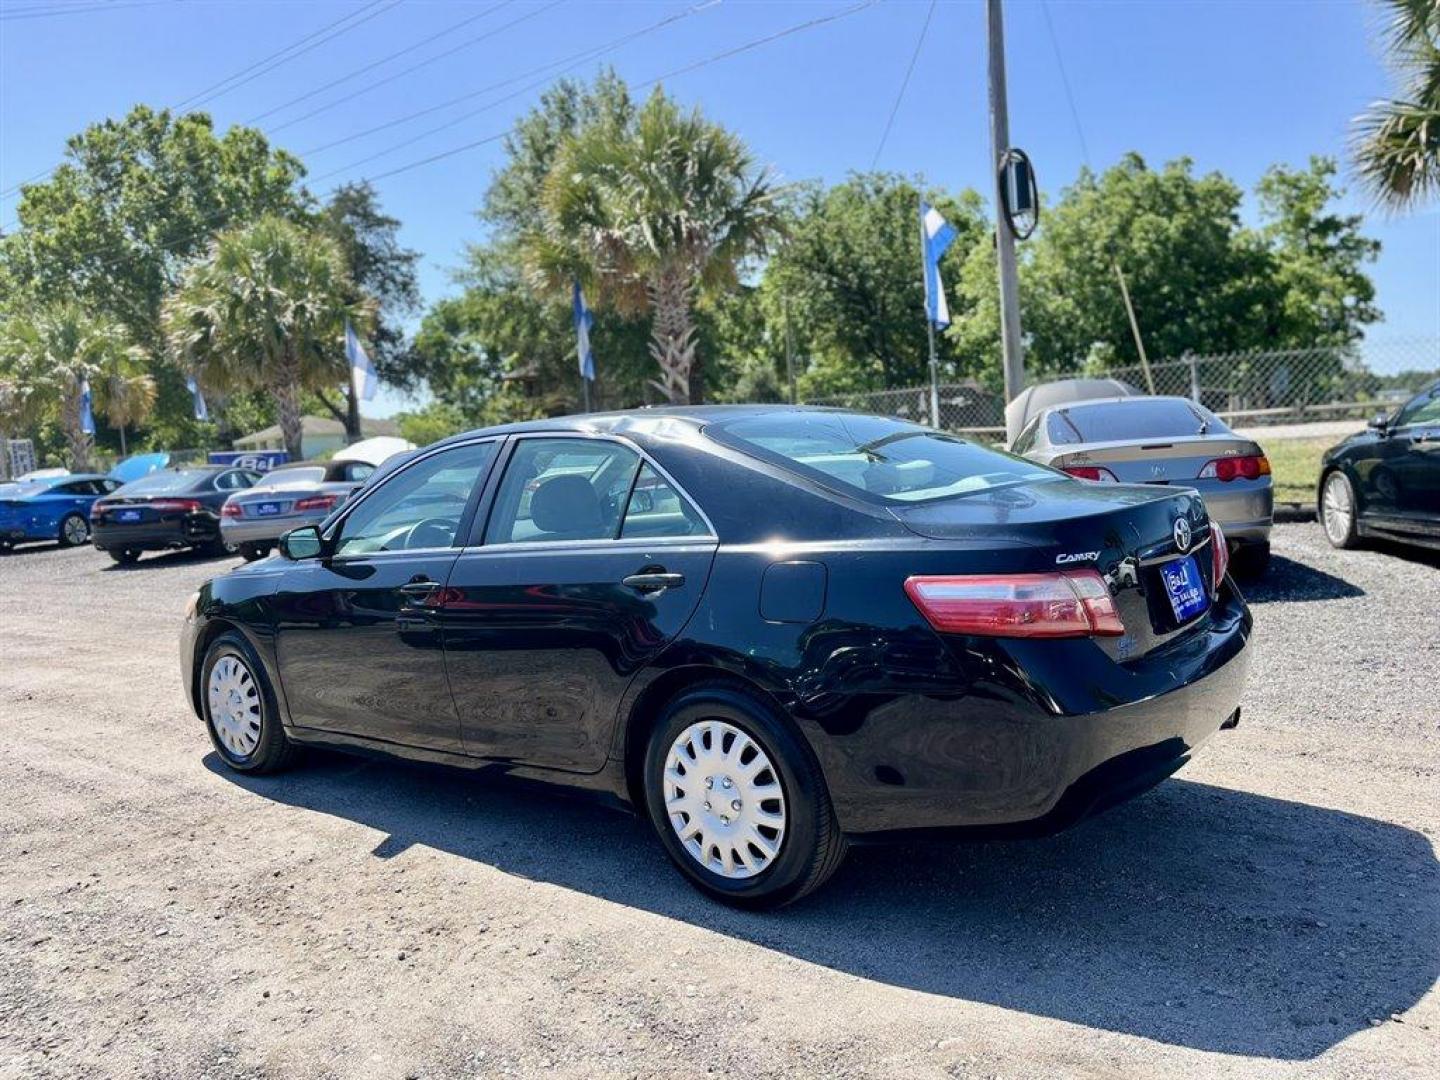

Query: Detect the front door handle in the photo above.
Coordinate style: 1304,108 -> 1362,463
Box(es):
399,578 -> 438,597
622,571 -> 685,594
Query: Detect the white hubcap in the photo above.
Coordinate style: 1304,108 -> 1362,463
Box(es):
1322,474 -> 1352,542
208,655 -> 262,758
663,720 -> 786,880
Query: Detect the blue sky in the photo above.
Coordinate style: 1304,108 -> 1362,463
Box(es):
3,0 -> 1437,418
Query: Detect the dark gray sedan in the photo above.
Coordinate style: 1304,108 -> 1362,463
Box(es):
1011,395 -> 1274,575
219,459 -> 377,561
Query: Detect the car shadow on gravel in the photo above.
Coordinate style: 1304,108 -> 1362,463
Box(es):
206,751 -> 1438,1060
1242,554 -> 1364,604
99,547 -> 240,571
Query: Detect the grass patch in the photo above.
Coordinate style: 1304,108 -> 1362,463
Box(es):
1261,436 -> 1336,505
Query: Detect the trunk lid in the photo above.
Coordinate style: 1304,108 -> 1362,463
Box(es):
892,478 -> 1216,660
1047,435 -> 1262,485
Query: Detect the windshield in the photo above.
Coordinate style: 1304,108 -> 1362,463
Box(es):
114,469 -> 212,496
1053,399 -> 1225,443
709,412 -> 1055,503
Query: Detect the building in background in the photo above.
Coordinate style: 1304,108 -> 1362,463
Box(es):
233,416 -> 400,460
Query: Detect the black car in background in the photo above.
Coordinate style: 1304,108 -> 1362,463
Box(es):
93,465 -> 261,565
180,407 -> 1252,907
1319,378 -> 1440,552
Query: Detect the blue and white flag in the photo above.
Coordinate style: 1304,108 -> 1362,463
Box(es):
185,375 -> 209,421
346,319 -> 378,402
79,378 -> 96,435
572,281 -> 595,381
920,201 -> 958,329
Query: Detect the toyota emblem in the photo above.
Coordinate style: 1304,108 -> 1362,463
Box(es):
1173,517 -> 1192,552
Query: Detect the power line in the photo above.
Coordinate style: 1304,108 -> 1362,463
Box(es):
266,0 -> 564,137
0,0 -> 394,201
9,0 -> 876,264
243,1 -> 516,125
869,0 -> 936,170
0,0 -> 175,22
297,1 -> 717,160
1040,0 -> 1091,166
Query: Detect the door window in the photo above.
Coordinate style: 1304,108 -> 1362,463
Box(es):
486,438 -> 642,544
335,441 -> 496,556
1395,388 -> 1440,427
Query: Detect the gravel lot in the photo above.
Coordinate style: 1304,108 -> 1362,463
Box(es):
1,523 -> 1436,1079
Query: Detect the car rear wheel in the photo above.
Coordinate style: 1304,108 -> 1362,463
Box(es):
204,538 -> 240,558
108,548 -> 140,565
201,633 -> 298,773
643,683 -> 846,908
1320,471 -> 1360,549
239,543 -> 270,562
58,512 -> 90,547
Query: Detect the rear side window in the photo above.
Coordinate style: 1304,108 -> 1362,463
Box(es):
1057,399 -> 1226,442
709,413 -> 1053,504
620,464 -> 708,539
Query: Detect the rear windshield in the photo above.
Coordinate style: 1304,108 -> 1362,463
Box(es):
114,469 -> 212,495
1053,399 -> 1226,443
708,412 -> 1055,504
265,466 -> 326,486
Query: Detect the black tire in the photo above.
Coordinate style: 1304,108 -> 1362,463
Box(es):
199,632 -> 299,774
1319,470 -> 1360,549
108,548 -> 141,565
58,511 -> 90,547
204,538 -> 240,558
1230,540 -> 1271,578
642,682 -> 847,909
239,543 -> 270,562
0,539 -> 12,554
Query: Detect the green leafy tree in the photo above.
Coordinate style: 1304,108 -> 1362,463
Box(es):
1352,0 -> 1440,209
318,181 -> 421,437
0,105 -> 309,444
759,173 -> 988,396
0,302 -> 152,470
162,217 -> 364,460
523,87 -> 785,403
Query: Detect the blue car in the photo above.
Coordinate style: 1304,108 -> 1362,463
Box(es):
0,474 -> 123,551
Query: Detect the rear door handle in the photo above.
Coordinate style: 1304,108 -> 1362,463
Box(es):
399,578 -> 438,597
622,571 -> 685,594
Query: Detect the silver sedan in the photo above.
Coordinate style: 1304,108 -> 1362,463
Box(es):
1010,395 -> 1274,575
219,460 -> 377,561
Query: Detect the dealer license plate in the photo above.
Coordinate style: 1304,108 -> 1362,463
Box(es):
1160,556 -> 1209,623
117,509 -> 142,523
253,502 -> 283,517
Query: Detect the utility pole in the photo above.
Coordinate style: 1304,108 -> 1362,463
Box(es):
783,295 -> 797,405
987,0 -> 1025,409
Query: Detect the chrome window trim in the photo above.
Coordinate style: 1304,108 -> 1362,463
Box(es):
477,430 -> 718,546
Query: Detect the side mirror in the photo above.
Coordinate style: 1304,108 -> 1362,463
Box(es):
1368,412 -> 1390,431
279,524 -> 324,561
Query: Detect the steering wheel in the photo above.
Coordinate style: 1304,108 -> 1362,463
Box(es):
403,516 -> 457,550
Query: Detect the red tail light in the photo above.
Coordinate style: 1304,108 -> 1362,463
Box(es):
1062,466 -> 1119,482
149,499 -> 204,513
293,494 -> 338,513
905,570 -> 1124,638
221,502 -> 242,518
1209,521 -> 1229,590
1198,454 -> 1270,482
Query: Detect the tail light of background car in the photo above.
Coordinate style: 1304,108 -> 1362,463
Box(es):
293,494 -> 338,513
148,499 -> 204,514
1209,521 -> 1229,590
220,502 -> 242,518
905,570 -> 1125,638
1197,454 -> 1270,481
1062,466 -> 1119,482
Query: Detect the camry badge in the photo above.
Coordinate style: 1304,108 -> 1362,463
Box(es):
1173,517 -> 1192,552
1055,551 -> 1100,564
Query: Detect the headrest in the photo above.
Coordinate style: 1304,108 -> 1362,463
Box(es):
530,473 -> 603,536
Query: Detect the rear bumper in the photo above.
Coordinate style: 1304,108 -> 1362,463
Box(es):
1191,481 -> 1273,542
821,587 -> 1253,838
220,512 -> 325,545
93,514 -> 220,551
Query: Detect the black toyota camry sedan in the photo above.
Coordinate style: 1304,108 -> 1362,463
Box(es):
180,407 -> 1252,907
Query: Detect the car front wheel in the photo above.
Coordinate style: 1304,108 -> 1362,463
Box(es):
1320,471 -> 1360,549
58,512 -> 90,547
201,633 -> 298,773
643,683 -> 847,909
108,548 -> 140,565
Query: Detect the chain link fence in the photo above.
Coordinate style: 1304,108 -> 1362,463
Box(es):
803,338 -> 1439,441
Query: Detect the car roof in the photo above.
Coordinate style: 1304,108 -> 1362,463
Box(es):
433,404 -> 862,448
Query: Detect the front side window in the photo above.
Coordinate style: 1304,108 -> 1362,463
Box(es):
335,441 -> 496,556
1395,387 -> 1440,427
709,413 -> 1053,504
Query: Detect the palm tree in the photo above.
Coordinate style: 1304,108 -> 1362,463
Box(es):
104,368 -> 158,457
1352,0 -> 1440,209
0,302 -> 149,471
525,89 -> 785,403
163,216 -> 364,460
